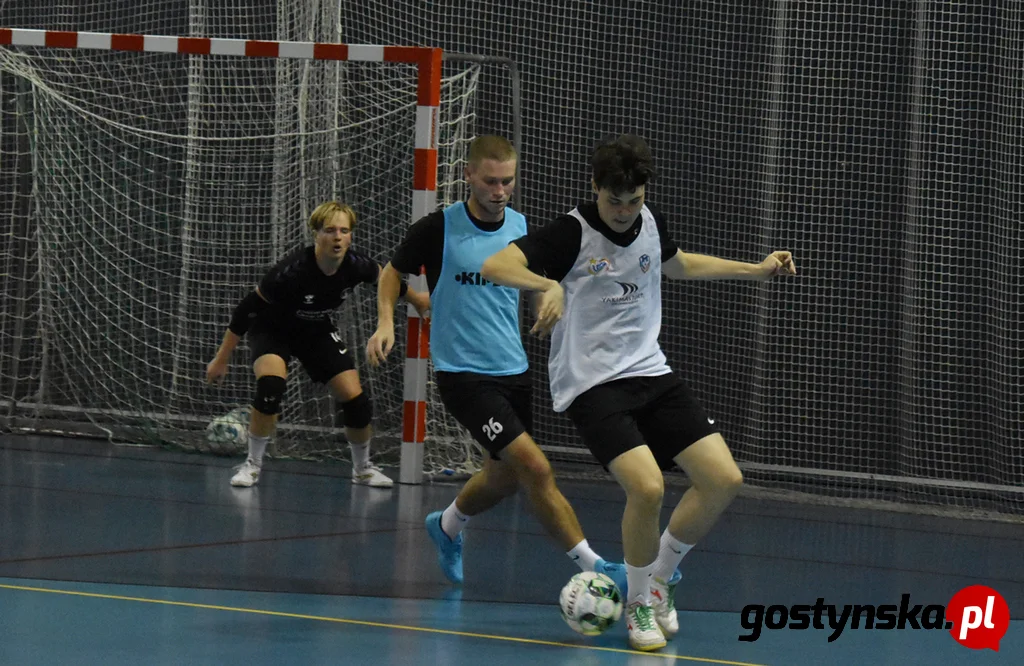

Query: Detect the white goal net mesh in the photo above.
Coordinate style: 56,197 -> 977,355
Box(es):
0,13 -> 484,474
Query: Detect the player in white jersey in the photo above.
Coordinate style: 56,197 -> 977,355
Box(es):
481,134 -> 796,651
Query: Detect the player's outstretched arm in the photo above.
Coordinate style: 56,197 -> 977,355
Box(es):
481,245 -> 563,336
662,248 -> 796,281
367,262 -> 405,367
207,288 -> 269,384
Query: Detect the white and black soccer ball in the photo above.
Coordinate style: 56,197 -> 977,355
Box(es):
205,406 -> 251,455
559,571 -> 623,636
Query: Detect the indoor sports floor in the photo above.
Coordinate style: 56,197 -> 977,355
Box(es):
0,434 -> 1020,665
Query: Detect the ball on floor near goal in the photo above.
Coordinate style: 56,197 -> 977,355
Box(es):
559,571 -> 623,636
205,406 -> 251,455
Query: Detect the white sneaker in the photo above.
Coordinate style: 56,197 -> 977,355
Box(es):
352,464 -> 393,488
650,576 -> 679,637
230,460 -> 261,487
625,600 -> 666,651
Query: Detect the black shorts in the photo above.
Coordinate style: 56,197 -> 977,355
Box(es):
435,370 -> 533,459
564,373 -> 718,470
248,324 -> 355,384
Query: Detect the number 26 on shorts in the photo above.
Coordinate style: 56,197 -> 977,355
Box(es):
482,417 -> 503,442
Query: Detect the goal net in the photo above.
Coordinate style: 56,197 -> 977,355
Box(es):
0,28 -> 484,477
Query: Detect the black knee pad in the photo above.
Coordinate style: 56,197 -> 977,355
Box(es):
252,375 -> 286,415
338,392 -> 372,429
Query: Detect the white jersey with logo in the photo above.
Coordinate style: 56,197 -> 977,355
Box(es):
548,205 -> 671,412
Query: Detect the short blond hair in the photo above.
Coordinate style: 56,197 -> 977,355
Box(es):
308,201 -> 357,235
468,135 -> 517,166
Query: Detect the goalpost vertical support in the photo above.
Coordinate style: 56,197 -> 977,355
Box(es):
395,46 -> 441,485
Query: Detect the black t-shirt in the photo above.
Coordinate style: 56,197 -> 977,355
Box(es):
389,205 -> 505,292
256,246 -> 379,329
512,202 -> 678,282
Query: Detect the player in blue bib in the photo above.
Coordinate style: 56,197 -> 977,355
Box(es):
367,135 -> 621,587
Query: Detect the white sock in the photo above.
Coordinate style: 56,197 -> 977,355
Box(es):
440,499 -> 470,539
349,440 -> 370,473
625,559 -> 658,605
653,530 -> 693,582
248,434 -> 270,467
566,539 -> 600,572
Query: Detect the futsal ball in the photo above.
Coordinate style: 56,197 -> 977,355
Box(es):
205,406 -> 251,455
559,571 -> 623,636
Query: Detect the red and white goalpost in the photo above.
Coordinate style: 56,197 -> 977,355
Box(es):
0,28 -> 480,484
